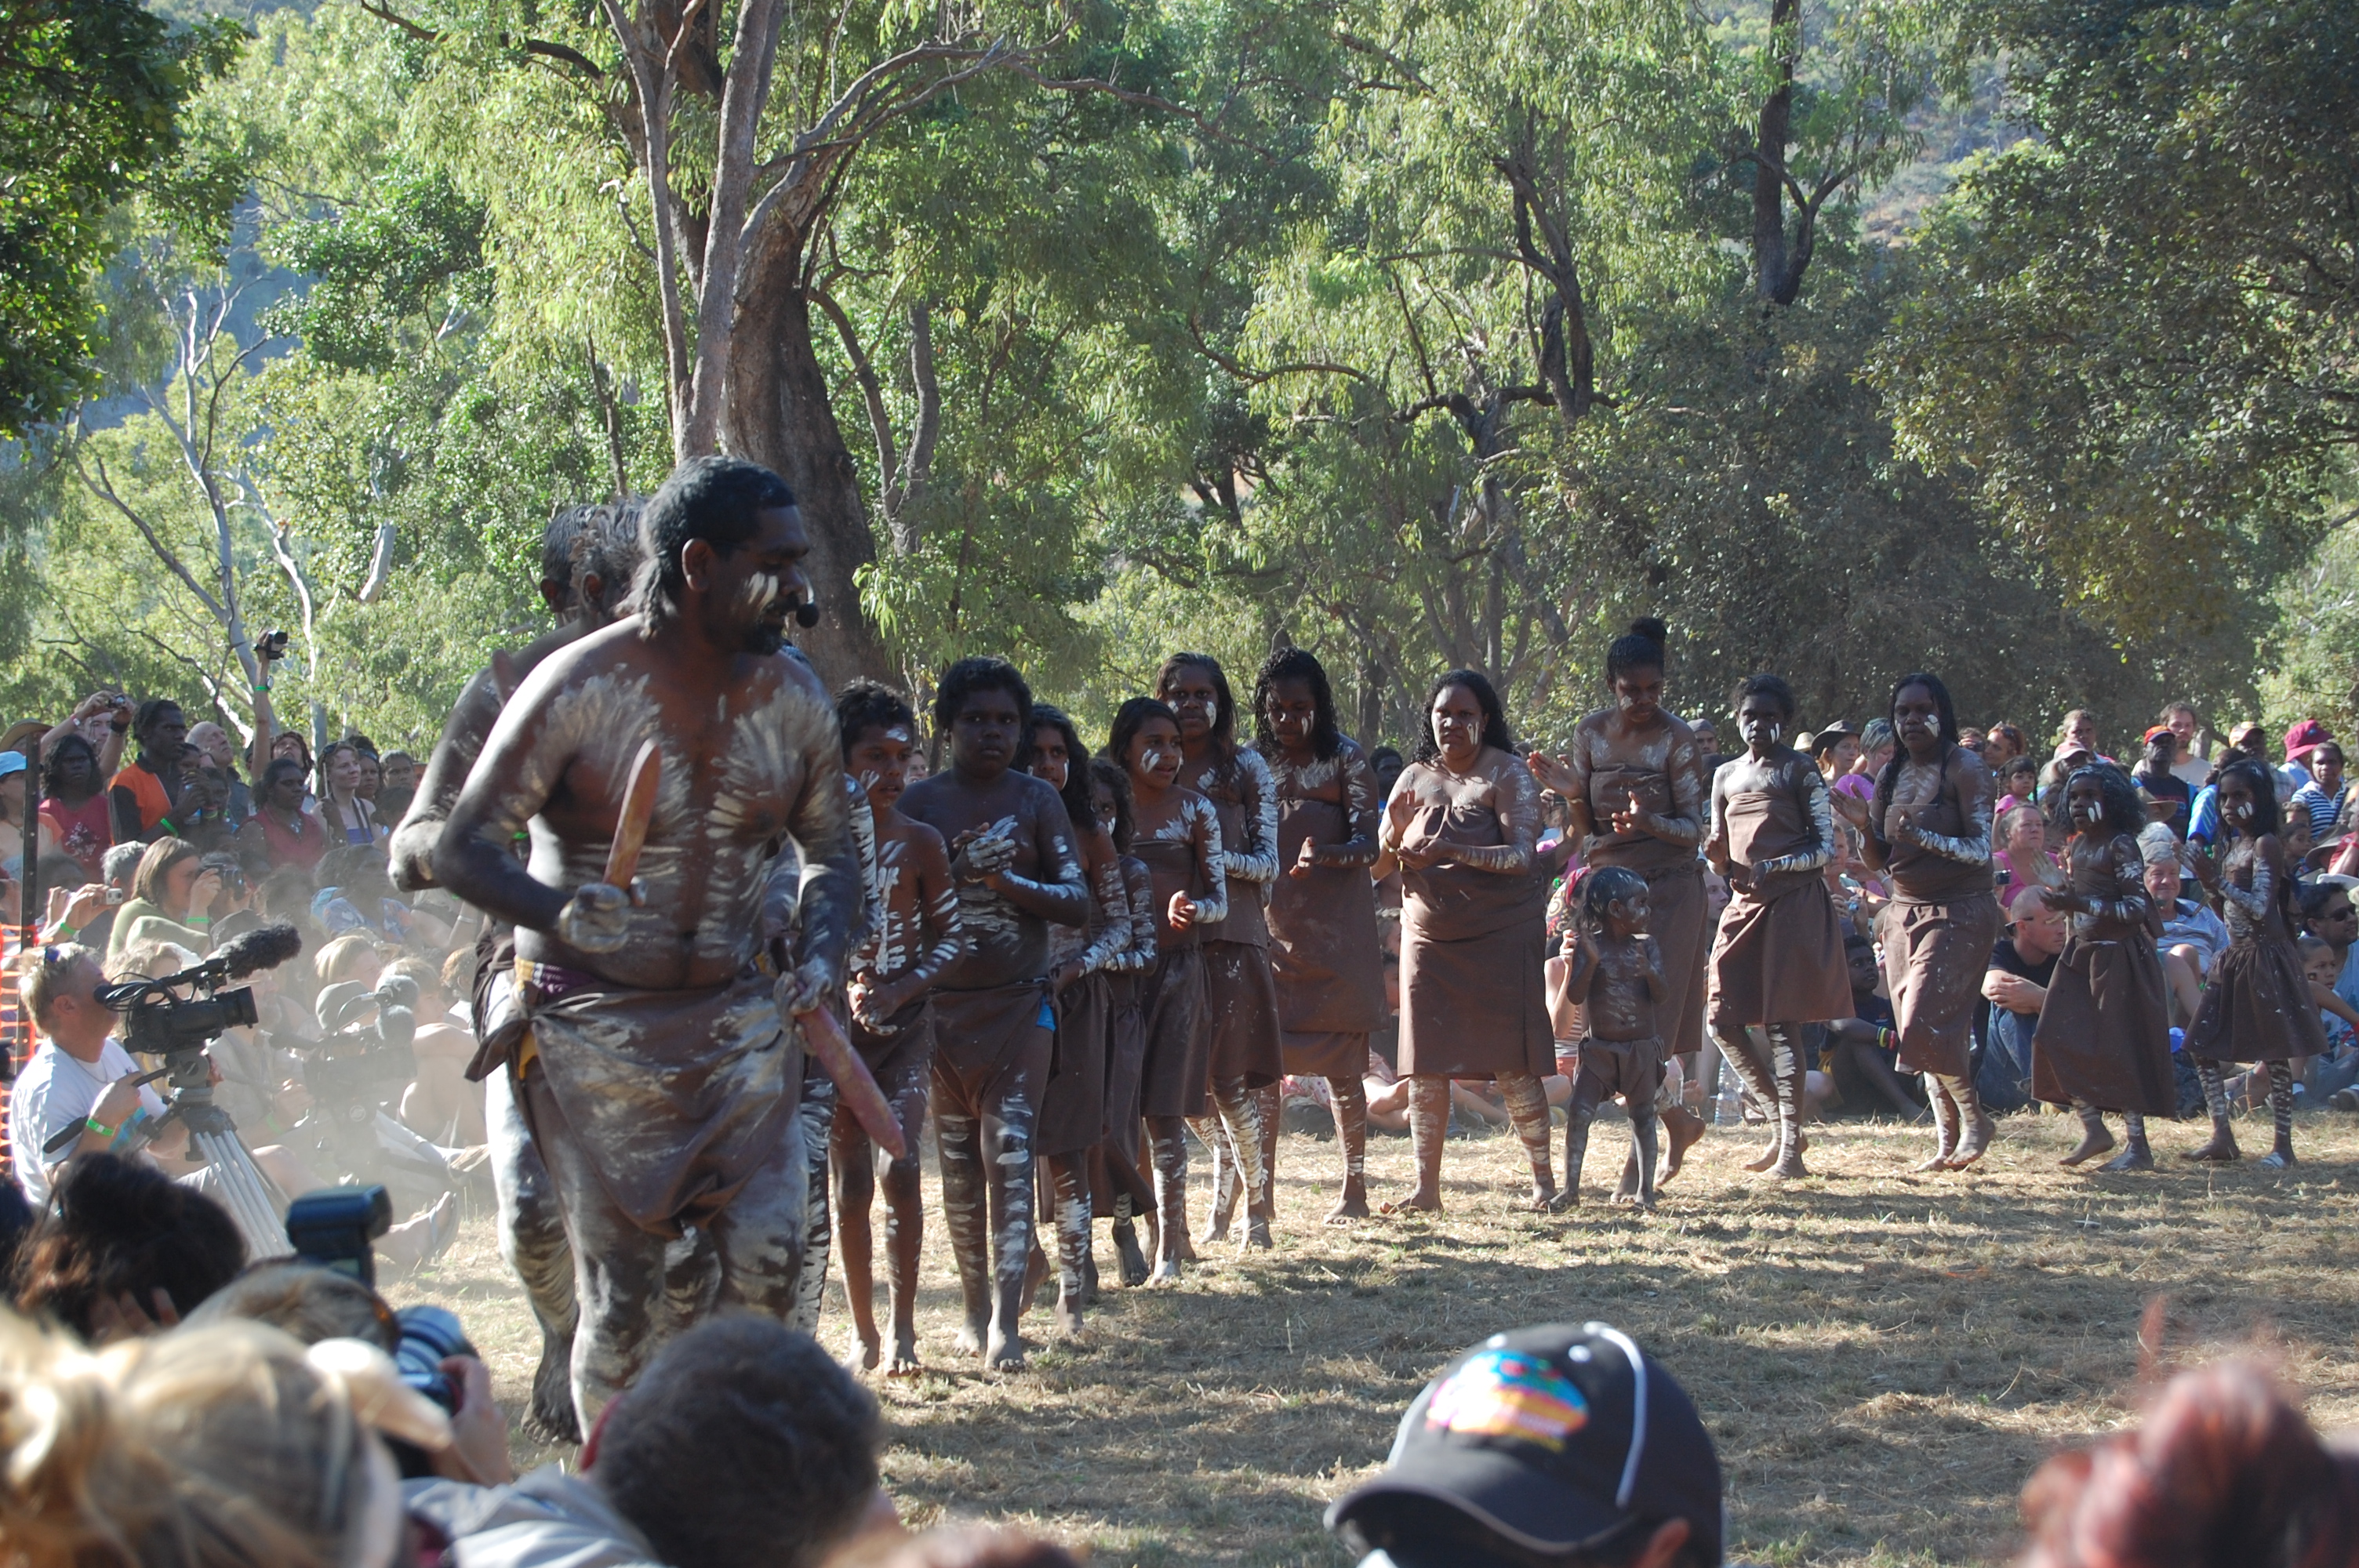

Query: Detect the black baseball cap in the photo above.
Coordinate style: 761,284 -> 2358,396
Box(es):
1325,1323 -> 1723,1565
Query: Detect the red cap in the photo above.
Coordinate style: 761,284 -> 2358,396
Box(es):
2285,719 -> 2332,760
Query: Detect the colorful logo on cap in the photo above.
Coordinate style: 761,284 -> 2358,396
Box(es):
1424,1348 -> 1590,1451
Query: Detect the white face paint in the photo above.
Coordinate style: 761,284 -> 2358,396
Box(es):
741,571 -> 782,615
1202,697 -> 1219,732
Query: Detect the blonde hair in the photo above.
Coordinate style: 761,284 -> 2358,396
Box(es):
0,1312 -> 440,1568
18,943 -> 96,1031
312,935 -> 380,987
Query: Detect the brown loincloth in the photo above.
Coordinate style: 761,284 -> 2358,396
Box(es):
2031,923 -> 2177,1113
850,994 -> 936,1086
2185,931 -> 2331,1065
1576,1034 -> 1663,1102
1038,971 -> 1111,1156
1203,940 -> 1284,1088
1878,891 -> 2002,1078
515,967 -> 801,1237
1282,1029 -> 1369,1079
1137,946 -> 1211,1119
930,980 -> 1055,1120
1398,860 -> 1552,1081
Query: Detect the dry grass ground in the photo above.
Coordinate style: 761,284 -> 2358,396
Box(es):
390,1106 -> 2359,1567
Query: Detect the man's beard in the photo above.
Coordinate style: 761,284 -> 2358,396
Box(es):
745,620 -> 788,655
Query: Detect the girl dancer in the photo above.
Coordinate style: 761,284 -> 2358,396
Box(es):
2030,763 -> 2175,1171
1112,697 -> 1227,1277
1706,674 -> 1853,1179
2184,758 -> 2327,1167
1254,648 -> 1384,1222
1860,673 -> 2003,1171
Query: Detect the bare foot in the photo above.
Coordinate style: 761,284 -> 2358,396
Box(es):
1054,1294 -> 1084,1338
2258,1146 -> 2296,1171
1768,1150 -> 1809,1180
1018,1246 -> 1049,1316
1381,1187 -> 1442,1215
954,1317 -> 988,1355
983,1325 -> 1025,1371
1743,1131 -> 1805,1174
1241,1216 -> 1273,1250
1616,1189 -> 1656,1210
1324,1188 -> 1371,1224
2059,1124 -> 2114,1167
2099,1142 -> 2154,1172
1200,1218 -> 1231,1246
1942,1111 -> 1997,1170
1548,1187 -> 1579,1212
1113,1223 -> 1150,1285
1525,1183 -> 1560,1214
1149,1258 -> 1183,1284
2183,1131 -> 2241,1163
857,1334 -> 882,1372
885,1336 -> 923,1377
1660,1108 -> 1705,1182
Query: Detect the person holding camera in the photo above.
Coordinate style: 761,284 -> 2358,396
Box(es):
104,837 -> 221,962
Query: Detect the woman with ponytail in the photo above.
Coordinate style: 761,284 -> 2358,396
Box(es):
1859,673 -> 2007,1171
1528,618 -> 1712,1193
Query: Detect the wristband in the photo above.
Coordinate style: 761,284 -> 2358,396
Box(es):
53,924 -> 77,941
85,1116 -> 117,1139
188,914 -> 212,928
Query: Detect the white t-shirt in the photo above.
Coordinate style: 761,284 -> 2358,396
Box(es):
11,1039 -> 167,1209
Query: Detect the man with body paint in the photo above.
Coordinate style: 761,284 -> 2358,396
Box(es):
391,499 -> 643,1442
899,657 -> 1089,1370
434,457 -> 862,1427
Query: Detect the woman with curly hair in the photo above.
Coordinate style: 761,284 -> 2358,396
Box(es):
2030,763 -> 2176,1171
2183,758 -> 2327,1167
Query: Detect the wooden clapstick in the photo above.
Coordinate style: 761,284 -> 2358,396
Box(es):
603,740 -> 662,889
799,1004 -> 907,1160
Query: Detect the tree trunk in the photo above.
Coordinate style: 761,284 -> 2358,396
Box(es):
725,278 -> 895,688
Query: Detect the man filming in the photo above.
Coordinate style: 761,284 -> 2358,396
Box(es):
9,943 -> 451,1268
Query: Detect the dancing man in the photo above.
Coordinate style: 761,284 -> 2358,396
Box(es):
1860,673 -> 2003,1171
900,658 -> 1089,1367
390,498 -> 642,1440
434,458 -> 861,1423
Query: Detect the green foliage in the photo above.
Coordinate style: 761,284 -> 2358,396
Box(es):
265,167 -> 489,372
1870,0 -> 2359,635
0,0 -> 246,434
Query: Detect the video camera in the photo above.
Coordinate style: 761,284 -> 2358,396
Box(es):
297,975 -> 419,1125
70,924 -> 304,1130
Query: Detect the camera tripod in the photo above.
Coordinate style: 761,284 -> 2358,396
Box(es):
117,1060 -> 292,1262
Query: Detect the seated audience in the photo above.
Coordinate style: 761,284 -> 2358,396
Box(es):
1979,886 -> 2065,1114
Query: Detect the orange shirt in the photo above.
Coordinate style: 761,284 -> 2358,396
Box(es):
110,761 -> 173,836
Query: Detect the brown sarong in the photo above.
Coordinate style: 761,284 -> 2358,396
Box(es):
1270,789 -> 1383,1077
2031,923 -> 2177,1113
517,967 -> 800,1236
1203,941 -> 1284,1088
1878,892 -> 2002,1078
2186,930 -> 2330,1065
1708,782 -> 1852,1032
1638,865 -> 1707,1058
931,981 -> 1054,1120
1138,946 -> 1211,1118
1038,972 -> 1111,1156
1102,971 -> 1147,1163
1398,853 -> 1551,1081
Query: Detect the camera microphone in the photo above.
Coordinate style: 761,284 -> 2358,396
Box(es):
218,922 -> 304,979
794,600 -> 820,628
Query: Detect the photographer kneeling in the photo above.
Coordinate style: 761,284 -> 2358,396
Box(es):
11,943 -> 451,1272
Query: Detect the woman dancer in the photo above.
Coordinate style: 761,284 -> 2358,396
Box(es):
1861,673 -> 2004,1171
1089,757 -> 1158,1286
1707,674 -> 1852,1179
1158,653 -> 1284,1249
1526,618 -> 1710,1189
1027,706 -> 1132,1326
1376,670 -> 1555,1214
1113,697 -> 1227,1278
2184,759 -> 2325,1167
2030,763 -> 2175,1171
1254,648 -> 1384,1222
